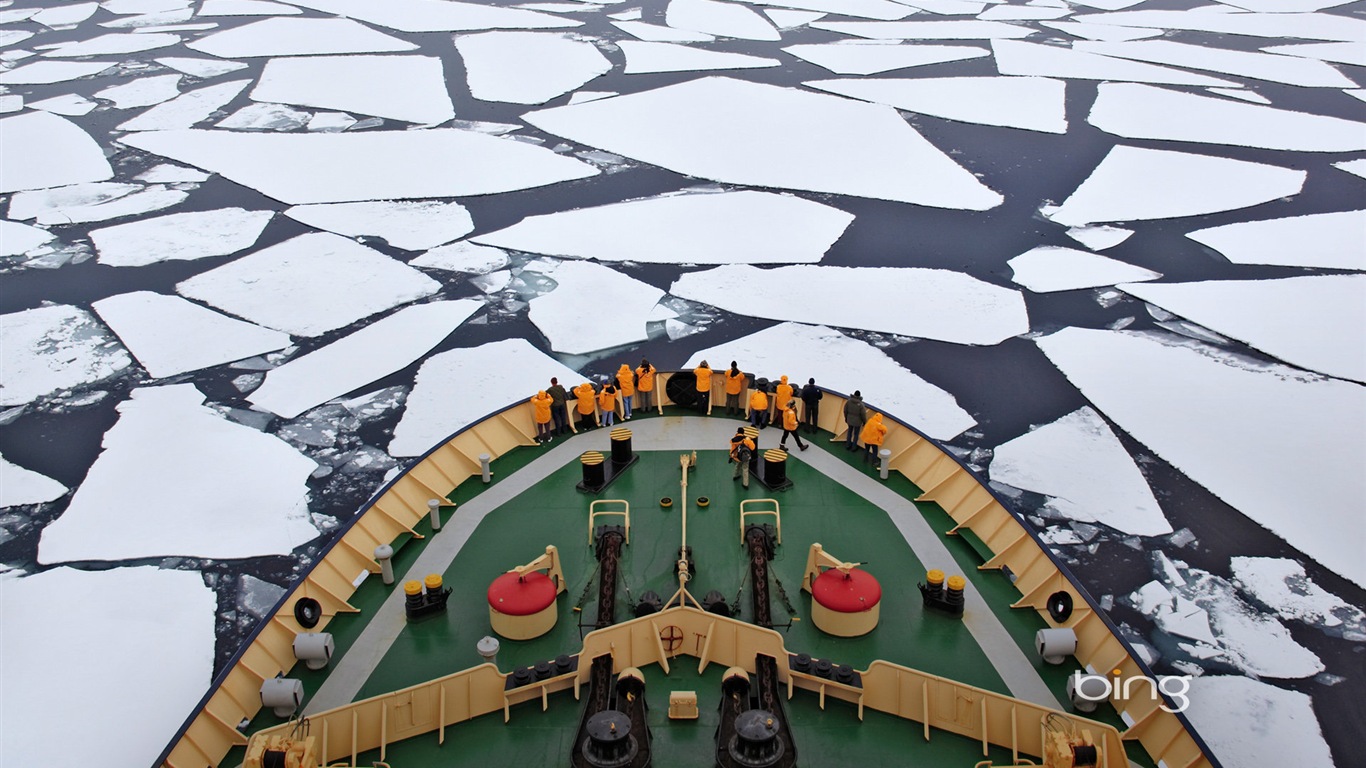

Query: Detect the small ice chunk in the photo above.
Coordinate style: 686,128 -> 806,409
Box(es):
410,241 -> 510,273
807,75 -> 1066,133
231,372 -> 264,393
187,17 -> 417,57
1065,225 -> 1132,251
177,232 -> 442,337
92,291 -> 291,378
1047,145 -> 1305,227
473,190 -> 853,265
1185,677 -> 1335,768
199,0 -> 303,15
306,111 -> 356,132
134,163 -> 211,183
41,32 -> 181,58
39,385 -> 319,561
341,385 -> 407,421
620,40 -> 779,73
993,40 -> 1236,87
116,79 -> 251,131
1129,580 -> 1172,615
608,8 -> 642,20
0,61 -> 117,84
1231,556 -> 1366,632
0,305 -> 133,407
216,102 -> 311,131
1336,159 -> 1366,179
1187,210 -> 1365,271
27,93 -> 98,116
252,55 -> 454,124
1077,39 -> 1354,89
1155,597 -> 1218,645
1038,20 -> 1160,41
527,261 -> 664,353
672,264 -> 1028,345
153,55 -> 249,78
95,73 -> 182,108
782,42 -> 989,75
456,31 -> 610,105
92,208 -> 272,267
235,574 -> 285,619
610,20 -> 715,42
808,20 -> 1036,40
1154,550 -> 1186,587
0,112 -> 112,193
0,454 -> 67,506
279,0 -> 581,32
666,0 -> 779,41
390,339 -> 582,456
469,269 -> 512,293
8,182 -> 137,221
1008,246 -> 1160,292
248,300 -> 481,418
1168,527 -> 1197,549
664,318 -> 704,340
0,220 -> 56,256
285,200 -> 473,251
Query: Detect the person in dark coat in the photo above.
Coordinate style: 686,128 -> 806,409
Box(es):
546,377 -> 569,435
843,390 -> 867,451
800,378 -> 822,434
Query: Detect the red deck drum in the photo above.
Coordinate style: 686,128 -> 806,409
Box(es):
487,571 -> 559,640
809,567 -> 882,637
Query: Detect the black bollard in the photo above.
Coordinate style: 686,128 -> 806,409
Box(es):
610,427 -> 632,465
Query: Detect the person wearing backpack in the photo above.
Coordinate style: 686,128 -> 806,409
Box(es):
729,427 -> 755,489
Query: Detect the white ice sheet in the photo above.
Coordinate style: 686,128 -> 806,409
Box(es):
683,322 -> 976,439
1008,245 -> 1160,292
217,101 -> 309,130
1185,677 -> 1335,768
1046,145 -> 1306,227
456,32 -> 611,105
744,0 -> 911,21
1036,328 -> 1366,588
122,127 -> 599,204
1336,159 -> 1366,179
782,42 -> 988,75
1231,556 -> 1366,630
0,454 -> 67,506
11,183 -> 188,225
0,60 -> 116,84
666,0 -> 779,40
807,75 -> 1066,133
1037,20 -> 1161,41
277,0 -> 581,31
0,112 -> 112,193
620,40 -> 779,73
671,264 -> 1028,344
1076,39 -> 1354,88
0,220 -> 56,256
389,339 -> 582,456
116,79 -> 251,131
977,4 -> 1069,19
1069,9 -> 1366,42
992,40 -> 1236,87
91,207 -> 272,267
1262,41 -> 1366,67
32,2 -> 100,27
186,17 -> 418,57
809,20 -> 1036,39
523,77 -> 1002,209
410,241 -> 510,273
1064,225 -> 1132,250
473,190 -> 852,264
285,200 -> 474,251
199,0 -> 302,15
153,55 -> 250,77
94,72 -> 182,108
38,385 -> 319,561
177,232 -> 441,336
40,31 -> 181,57
0,304 -> 133,407
1120,275 -> 1365,383
611,19 -> 715,41
1186,210 -> 1365,271
252,55 -> 455,124
0,566 -> 215,767
528,261 -> 664,353
990,406 -> 1170,536
249,300 -> 481,418
27,93 -> 98,116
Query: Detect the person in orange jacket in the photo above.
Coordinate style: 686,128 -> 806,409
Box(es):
598,383 -> 618,427
723,361 -> 746,416
779,400 -> 808,451
530,390 -> 554,444
616,363 -> 635,420
729,427 -> 756,488
860,412 -> 887,466
774,375 -> 794,425
748,384 -> 769,429
573,380 -> 597,431
694,360 -> 713,412
635,359 -> 656,411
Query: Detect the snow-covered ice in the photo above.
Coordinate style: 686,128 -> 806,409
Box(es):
809,20 -> 1036,40
177,232 -> 441,337
0,220 -> 56,256
0,566 -> 215,767
745,0 -> 910,21
1175,567 -> 1324,677
249,300 -> 482,418
410,241 -> 511,273
456,32 -> 611,105
116,79 -> 251,131
186,17 -> 418,57
0,60 -> 117,84
31,2 -> 100,28
0,112 -> 111,193
251,55 -> 455,124
1065,225 -> 1132,251
1336,159 -> 1366,179
671,265 -> 1029,345
1206,87 -> 1272,105
1036,328 -> 1366,588
40,32 -> 181,57
1008,246 -> 1159,292
897,0 -> 986,14
1046,145 -> 1306,227
473,190 -> 853,264
153,55 -> 249,78
782,42 -> 989,75
0,304 -> 133,407
620,40 -> 779,73
216,102 -> 311,131
611,19 -> 714,41
26,93 -> 98,116
389,339 -> 582,456
199,0 -> 302,15
806,76 -> 1066,133
1184,677 -> 1335,768
1186,210 -> 1365,271
992,40 -> 1237,87
666,0 -> 779,41
8,183 -> 188,226
279,0 -> 581,32
122,127 -> 599,204
1076,39 -> 1355,88
92,291 -> 291,378
1037,20 -> 1161,41
1069,9 -> 1366,42
567,90 -> 618,104
990,406 -> 1170,536
1089,83 -> 1366,152
91,207 -> 271,267
94,72 -> 182,108
1119,275 -> 1366,383
285,201 -> 473,251
684,322 -> 976,439
525,261 -> 663,354
470,269 -> 512,293
977,4 -> 1070,20
1128,580 -> 1172,615
0,454 -> 67,506
524,77 -> 1002,209
1262,41 -> 1366,67
1231,557 -> 1366,635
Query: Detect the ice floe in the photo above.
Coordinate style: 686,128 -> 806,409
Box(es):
32,2 -> 100,28
1046,146 -> 1306,227
526,262 -> 663,352
1064,225 -> 1131,251
1120,275 -> 1365,383
671,264 -> 1028,344
782,42 -> 989,75
411,241 -> 511,273
39,384 -> 319,561
135,164 -> 209,184
473,190 -> 852,264
0,454 -> 67,506
746,0 -> 910,21
620,40 -> 779,73
92,291 -> 292,378
1231,557 -> 1366,637
611,19 -> 714,41
186,17 -> 418,57
684,322 -> 976,439
285,201 -> 473,251
1036,328 -> 1366,588
1263,41 -> 1366,67
456,32 -> 611,105
0,220 -> 56,256
1089,83 -> 1366,152
116,79 -> 250,131
809,20 -> 1036,39
0,566 -> 215,767
153,55 -> 249,78
977,4 -> 1070,20
524,76 -> 1002,209
252,55 -> 454,124
40,31 -> 181,57
249,300 -> 482,418
1037,20 -> 1160,41
26,93 -> 98,116
1008,246 -> 1159,292
0,60 -> 116,84
0,29 -> 33,47
568,90 -> 618,104
279,0 -> 581,32
177,232 -> 441,336
470,269 -> 512,293
807,75 -> 1066,133
8,182 -> 188,225
0,112 -> 112,193
992,40 -> 1237,87
216,102 -> 311,131
990,406 -> 1170,536
1186,210 -> 1365,271
1069,9 -> 1366,42
895,0 -> 986,15
94,72 -> 181,108
0,304 -> 133,406
1185,677 -> 1335,768
1336,159 -> 1366,179
1076,39 -> 1355,88
666,0 -> 779,41
199,0 -> 302,15
389,339 -> 581,456
307,111 -> 357,131
122,126 -> 599,204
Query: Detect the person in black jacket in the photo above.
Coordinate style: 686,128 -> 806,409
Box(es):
800,378 -> 822,434
546,378 -> 569,435
843,391 -> 867,451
